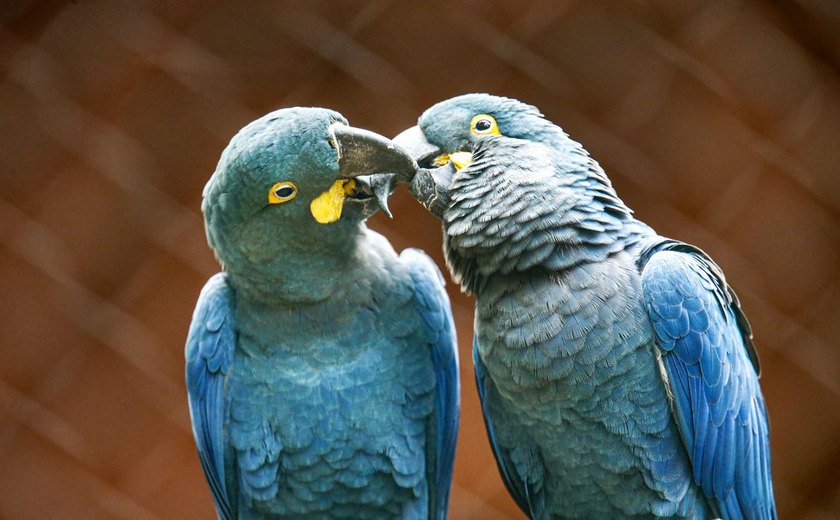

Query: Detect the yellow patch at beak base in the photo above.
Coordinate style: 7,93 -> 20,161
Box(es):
434,152 -> 473,171
310,179 -> 356,224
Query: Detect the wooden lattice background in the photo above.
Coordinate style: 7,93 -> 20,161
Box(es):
1,1 -> 839,518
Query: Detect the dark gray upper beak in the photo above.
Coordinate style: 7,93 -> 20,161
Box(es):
329,123 -> 417,181
392,125 -> 442,166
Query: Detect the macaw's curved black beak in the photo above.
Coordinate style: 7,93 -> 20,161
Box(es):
330,123 -> 417,180
392,125 -> 455,220
329,122 -> 418,218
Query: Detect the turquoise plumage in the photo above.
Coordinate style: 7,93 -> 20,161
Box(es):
186,107 -> 459,519
394,94 -> 775,519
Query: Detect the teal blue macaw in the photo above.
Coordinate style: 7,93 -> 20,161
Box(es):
393,94 -> 775,519
185,107 -> 459,519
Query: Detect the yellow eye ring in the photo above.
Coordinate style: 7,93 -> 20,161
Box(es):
268,181 -> 297,204
470,114 -> 500,136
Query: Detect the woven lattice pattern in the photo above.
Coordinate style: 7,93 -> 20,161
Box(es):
1,1 -> 839,518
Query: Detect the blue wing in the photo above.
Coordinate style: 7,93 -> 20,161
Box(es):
473,344 -> 538,517
185,273 -> 237,520
640,241 -> 776,519
401,249 -> 460,520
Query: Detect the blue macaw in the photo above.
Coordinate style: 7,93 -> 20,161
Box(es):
185,107 -> 459,519
392,94 -> 775,519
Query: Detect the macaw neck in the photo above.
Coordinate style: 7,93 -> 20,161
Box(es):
226,225 -> 397,357
232,271 -> 372,352
442,140 -> 653,293
445,211 -> 650,295
227,223 -> 369,306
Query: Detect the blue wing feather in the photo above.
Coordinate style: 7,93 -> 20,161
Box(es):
401,249 -> 460,520
640,241 -> 775,519
185,273 -> 237,520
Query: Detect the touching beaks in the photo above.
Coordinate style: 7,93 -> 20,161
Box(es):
330,123 -> 417,182
392,125 -> 473,171
391,125 -> 460,220
326,122 -> 419,219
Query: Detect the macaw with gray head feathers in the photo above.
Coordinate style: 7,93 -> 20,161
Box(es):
389,93 -> 775,519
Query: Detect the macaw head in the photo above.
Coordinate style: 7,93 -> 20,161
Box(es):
203,107 -> 416,302
396,93 -> 561,161
393,93 -> 595,219
393,94 -> 631,293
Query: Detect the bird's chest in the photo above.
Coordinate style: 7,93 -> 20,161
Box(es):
474,257 -> 690,515
475,255 -> 657,409
226,315 -> 434,514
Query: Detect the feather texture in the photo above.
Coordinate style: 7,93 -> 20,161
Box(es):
188,108 -> 460,519
185,273 -> 237,520
410,93 -> 775,519
640,241 -> 775,519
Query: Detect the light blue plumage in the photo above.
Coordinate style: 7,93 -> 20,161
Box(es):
394,94 -> 775,519
186,107 -> 459,519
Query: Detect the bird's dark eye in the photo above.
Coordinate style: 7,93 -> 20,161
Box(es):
268,181 -> 298,204
275,186 -> 295,198
470,114 -> 499,136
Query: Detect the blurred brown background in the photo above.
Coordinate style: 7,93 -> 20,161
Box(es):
1,0 -> 839,518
